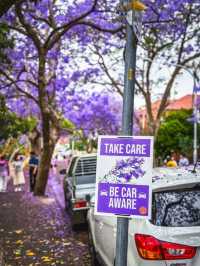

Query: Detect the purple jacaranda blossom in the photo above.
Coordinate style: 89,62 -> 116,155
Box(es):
101,157 -> 145,184
0,0 -> 199,122
62,91 -> 122,137
63,56 -> 69,63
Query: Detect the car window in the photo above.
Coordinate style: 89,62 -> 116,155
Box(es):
75,156 -> 97,185
152,188 -> 200,227
76,175 -> 96,185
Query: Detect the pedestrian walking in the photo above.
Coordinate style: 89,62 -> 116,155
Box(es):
179,154 -> 189,166
9,150 -> 26,192
0,155 -> 8,192
28,151 -> 39,192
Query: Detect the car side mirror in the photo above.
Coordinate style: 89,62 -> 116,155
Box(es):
59,169 -> 66,175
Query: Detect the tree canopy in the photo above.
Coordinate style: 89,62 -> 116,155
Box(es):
77,0 -> 200,135
0,0 -> 18,18
0,0 -> 123,194
0,0 -> 39,18
0,0 -> 199,195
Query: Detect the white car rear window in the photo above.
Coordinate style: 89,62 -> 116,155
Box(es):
152,188 -> 200,227
75,157 -> 97,185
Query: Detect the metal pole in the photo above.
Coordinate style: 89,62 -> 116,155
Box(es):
193,79 -> 198,164
115,4 -> 137,266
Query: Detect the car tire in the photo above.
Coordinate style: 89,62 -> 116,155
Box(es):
88,227 -> 99,266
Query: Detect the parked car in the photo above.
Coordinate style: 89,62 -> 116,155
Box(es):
87,167 -> 200,266
63,153 -> 97,225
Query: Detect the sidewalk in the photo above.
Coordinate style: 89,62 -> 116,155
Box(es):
0,174 -> 91,266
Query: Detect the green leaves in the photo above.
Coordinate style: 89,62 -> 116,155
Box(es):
0,96 -> 36,142
155,110 -> 195,158
61,118 -> 75,131
0,22 -> 13,65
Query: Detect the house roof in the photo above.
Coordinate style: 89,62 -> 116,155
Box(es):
167,94 -> 193,110
138,94 -> 193,116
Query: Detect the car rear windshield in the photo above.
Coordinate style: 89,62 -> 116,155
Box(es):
152,188 -> 200,227
75,156 -> 97,185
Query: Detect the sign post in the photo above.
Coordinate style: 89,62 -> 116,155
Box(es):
109,0 -> 147,265
95,136 -> 153,218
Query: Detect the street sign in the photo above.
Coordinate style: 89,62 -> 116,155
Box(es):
126,10 -> 143,41
95,135 -> 153,219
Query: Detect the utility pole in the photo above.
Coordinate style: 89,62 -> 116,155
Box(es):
115,1 -> 146,265
193,69 -> 199,165
193,82 -> 198,165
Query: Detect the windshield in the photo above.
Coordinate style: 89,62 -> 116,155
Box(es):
152,188 -> 200,227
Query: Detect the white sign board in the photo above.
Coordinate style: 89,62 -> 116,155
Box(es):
95,136 -> 154,219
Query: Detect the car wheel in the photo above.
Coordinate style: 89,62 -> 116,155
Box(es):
88,227 -> 99,266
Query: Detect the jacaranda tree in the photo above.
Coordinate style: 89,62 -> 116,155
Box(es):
1,0 -> 199,195
0,0 -> 121,195
75,0 -> 200,136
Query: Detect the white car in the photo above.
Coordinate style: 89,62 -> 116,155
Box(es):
87,167 -> 200,266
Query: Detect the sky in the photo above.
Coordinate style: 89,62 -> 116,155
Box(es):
134,67 -> 195,109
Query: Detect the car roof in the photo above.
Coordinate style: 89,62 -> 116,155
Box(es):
152,166 -> 200,191
72,153 -> 97,158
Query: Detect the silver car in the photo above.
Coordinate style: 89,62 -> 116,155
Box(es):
63,153 -> 97,225
88,167 -> 200,266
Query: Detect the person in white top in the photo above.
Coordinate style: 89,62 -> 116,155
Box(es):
9,149 -> 25,192
179,154 -> 189,167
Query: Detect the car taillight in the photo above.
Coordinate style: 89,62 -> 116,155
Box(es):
135,234 -> 196,260
74,199 -> 87,208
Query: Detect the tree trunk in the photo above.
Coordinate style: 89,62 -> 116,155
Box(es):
34,139 -> 55,196
28,127 -> 42,155
34,49 -> 60,195
146,119 -> 161,139
34,113 -> 58,196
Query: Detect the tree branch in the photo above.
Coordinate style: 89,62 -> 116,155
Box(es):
177,4 -> 191,64
15,2 -> 41,51
156,66 -> 181,121
93,45 -> 123,96
0,68 -> 39,104
44,0 -> 98,50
